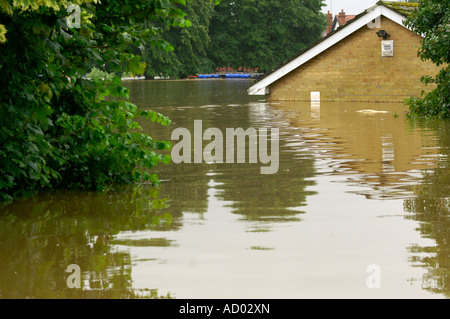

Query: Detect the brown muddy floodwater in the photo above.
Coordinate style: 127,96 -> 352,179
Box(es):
0,79 -> 448,299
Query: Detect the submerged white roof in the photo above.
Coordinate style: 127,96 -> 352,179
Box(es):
247,4 -> 410,95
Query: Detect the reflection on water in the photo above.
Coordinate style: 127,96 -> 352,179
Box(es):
403,121 -> 449,295
0,79 -> 448,298
0,186 -> 175,298
270,101 -> 442,199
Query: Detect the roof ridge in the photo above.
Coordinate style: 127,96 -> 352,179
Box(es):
378,1 -> 419,16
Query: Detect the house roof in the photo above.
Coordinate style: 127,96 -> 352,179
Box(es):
344,15 -> 357,23
381,1 -> 419,16
248,1 -> 419,96
329,14 -> 357,34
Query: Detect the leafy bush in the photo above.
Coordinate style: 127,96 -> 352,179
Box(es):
404,0 -> 450,118
85,67 -> 115,82
0,0 -> 193,202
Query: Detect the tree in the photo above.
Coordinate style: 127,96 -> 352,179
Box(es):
143,0 -> 216,78
208,0 -> 327,73
404,0 -> 450,118
0,0 -> 197,201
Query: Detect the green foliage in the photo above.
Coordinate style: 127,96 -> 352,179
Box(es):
140,0 -> 326,78
0,0 -> 328,201
404,0 -> 450,118
208,0 -> 327,73
86,67 -> 115,81
0,0 -> 191,201
142,0 -> 216,78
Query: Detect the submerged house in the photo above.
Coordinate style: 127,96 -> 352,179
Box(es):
248,1 -> 441,103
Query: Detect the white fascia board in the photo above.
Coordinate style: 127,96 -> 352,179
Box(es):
247,5 -> 408,96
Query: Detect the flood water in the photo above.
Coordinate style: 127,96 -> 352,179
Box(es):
0,79 -> 448,299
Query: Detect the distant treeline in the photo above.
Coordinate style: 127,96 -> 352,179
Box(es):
133,0 -> 327,78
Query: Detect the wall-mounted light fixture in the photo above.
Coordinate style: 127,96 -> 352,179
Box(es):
377,30 -> 393,56
376,30 -> 390,40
